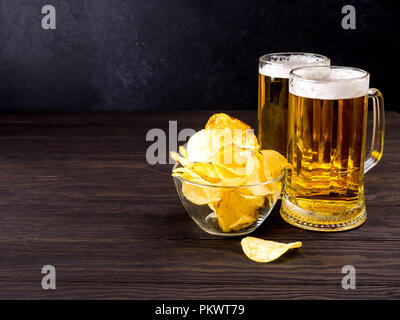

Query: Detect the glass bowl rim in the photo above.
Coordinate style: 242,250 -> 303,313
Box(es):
172,162 -> 285,189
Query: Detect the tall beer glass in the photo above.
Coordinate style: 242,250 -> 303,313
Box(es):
258,53 -> 330,156
281,66 -> 385,231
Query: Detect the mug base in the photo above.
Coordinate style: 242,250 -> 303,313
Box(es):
280,196 -> 366,232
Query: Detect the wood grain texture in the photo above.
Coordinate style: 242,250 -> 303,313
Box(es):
0,111 -> 399,299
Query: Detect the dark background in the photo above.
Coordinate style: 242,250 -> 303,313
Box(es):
0,0 -> 398,112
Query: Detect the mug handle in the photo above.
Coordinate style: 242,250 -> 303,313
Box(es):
364,88 -> 385,173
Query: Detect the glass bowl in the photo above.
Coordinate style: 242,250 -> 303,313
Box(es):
172,163 -> 285,237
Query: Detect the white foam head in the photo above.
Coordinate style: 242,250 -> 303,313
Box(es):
259,53 -> 330,78
289,66 -> 370,100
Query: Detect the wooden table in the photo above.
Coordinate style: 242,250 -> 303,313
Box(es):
0,111 -> 399,299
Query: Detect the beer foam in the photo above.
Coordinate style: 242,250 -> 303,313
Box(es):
259,54 -> 329,78
289,67 -> 370,100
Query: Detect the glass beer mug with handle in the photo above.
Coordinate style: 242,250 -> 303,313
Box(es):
281,66 -> 384,231
258,52 -> 330,156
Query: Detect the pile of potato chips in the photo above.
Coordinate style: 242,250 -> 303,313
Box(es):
171,113 -> 287,233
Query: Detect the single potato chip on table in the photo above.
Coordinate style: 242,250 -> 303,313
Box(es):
241,237 -> 302,263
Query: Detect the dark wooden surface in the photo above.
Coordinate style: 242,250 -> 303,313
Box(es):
0,111 -> 399,299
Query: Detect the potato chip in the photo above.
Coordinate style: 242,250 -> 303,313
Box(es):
213,165 -> 248,187
206,113 -> 244,130
172,166 -> 206,183
208,202 -> 217,212
241,237 -> 302,263
186,163 -> 221,184
205,113 -> 259,150
187,129 -> 213,163
181,182 -> 223,205
261,149 -> 287,179
214,190 -> 264,232
173,166 -> 224,205
240,152 -> 270,196
170,151 -> 190,167
211,143 -> 254,176
239,150 -> 283,197
179,146 -> 188,159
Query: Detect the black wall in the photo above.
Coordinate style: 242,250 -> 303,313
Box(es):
0,0 -> 398,111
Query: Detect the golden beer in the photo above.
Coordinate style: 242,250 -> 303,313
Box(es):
258,53 -> 330,156
281,66 -> 385,231
258,75 -> 289,155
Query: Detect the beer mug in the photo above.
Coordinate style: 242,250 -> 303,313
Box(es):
281,66 -> 385,231
258,52 -> 330,156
